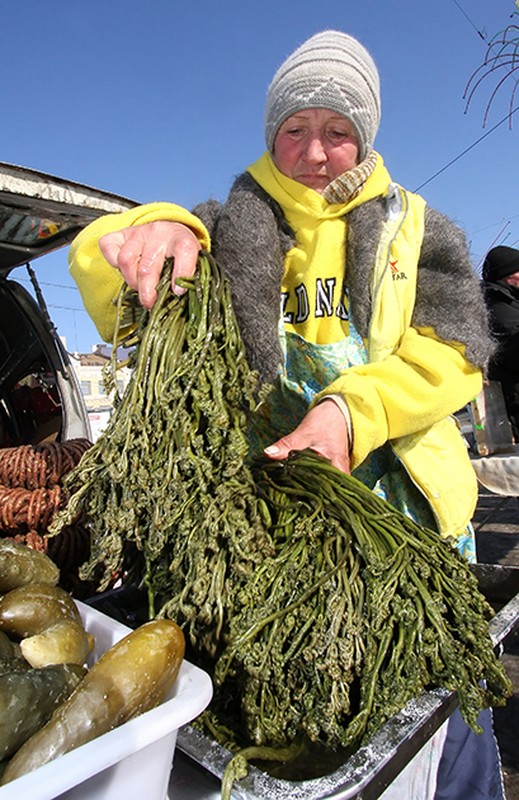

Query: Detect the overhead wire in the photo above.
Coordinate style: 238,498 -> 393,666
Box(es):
414,1 -> 517,193
450,0 -> 488,41
413,104 -> 518,192
475,221 -> 512,271
13,275 -> 84,311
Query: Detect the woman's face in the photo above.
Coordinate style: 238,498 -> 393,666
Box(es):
273,108 -> 360,194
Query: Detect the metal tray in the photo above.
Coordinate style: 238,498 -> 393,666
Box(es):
175,564 -> 519,800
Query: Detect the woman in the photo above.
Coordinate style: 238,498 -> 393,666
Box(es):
69,31 -> 503,799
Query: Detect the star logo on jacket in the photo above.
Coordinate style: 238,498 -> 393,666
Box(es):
390,259 -> 407,281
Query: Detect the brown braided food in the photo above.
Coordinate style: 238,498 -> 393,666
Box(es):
10,530 -> 47,552
0,439 -> 92,489
45,524 -> 98,600
0,485 -> 65,534
0,438 -> 99,598
45,524 -> 90,576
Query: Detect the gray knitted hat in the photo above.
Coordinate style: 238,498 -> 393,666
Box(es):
265,30 -> 381,161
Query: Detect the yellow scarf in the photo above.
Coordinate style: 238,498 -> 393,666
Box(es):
247,152 -> 392,345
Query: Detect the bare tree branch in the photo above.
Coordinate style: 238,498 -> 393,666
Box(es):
464,6 -> 519,126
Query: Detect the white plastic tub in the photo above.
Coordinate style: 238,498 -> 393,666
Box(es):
0,601 -> 213,800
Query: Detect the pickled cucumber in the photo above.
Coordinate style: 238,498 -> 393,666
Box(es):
1,620 -> 185,783
0,663 -> 86,759
0,583 -> 80,639
0,631 -> 15,661
0,540 -> 59,592
0,632 -> 27,676
20,619 -> 94,668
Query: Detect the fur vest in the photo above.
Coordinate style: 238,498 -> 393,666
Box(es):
193,173 -> 494,384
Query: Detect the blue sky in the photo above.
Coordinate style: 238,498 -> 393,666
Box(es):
1,0 -> 517,353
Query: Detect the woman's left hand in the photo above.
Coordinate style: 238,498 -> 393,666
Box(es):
264,399 -> 351,473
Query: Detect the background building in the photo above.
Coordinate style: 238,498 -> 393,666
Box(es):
67,344 -> 133,441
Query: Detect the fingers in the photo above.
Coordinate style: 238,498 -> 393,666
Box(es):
99,230 -> 127,268
168,228 -> 201,297
132,240 -> 167,308
264,400 -> 351,473
99,227 -> 162,307
99,222 -> 202,309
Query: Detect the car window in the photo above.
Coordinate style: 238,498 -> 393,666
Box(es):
0,207 -> 67,249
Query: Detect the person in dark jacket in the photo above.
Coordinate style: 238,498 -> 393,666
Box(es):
482,245 -> 519,441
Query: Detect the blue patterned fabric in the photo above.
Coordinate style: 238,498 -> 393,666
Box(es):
248,320 -> 476,560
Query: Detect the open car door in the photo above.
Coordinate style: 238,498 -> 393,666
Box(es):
0,162 -> 137,447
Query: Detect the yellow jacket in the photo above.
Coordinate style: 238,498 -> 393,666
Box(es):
69,164 -> 482,540
346,181 -> 479,539
244,154 -> 481,539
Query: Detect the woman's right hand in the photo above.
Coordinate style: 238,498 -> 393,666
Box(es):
99,221 -> 201,309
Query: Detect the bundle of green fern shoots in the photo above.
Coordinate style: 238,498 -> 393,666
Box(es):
50,253 -> 512,789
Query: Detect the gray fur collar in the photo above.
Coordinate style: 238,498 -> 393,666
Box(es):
193,173 -> 493,382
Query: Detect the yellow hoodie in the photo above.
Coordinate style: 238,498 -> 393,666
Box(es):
69,156 -> 481,540
246,153 -> 481,540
